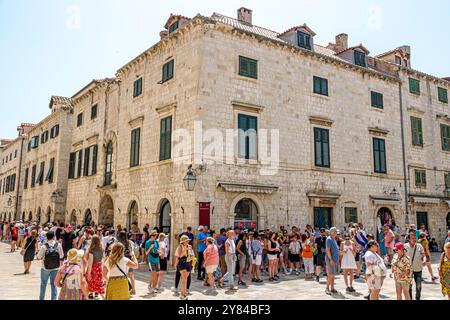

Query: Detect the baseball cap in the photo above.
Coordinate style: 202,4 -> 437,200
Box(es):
395,242 -> 404,251
198,225 -> 204,231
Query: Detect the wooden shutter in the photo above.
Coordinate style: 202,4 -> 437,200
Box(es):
84,147 -> 90,176
91,145 -> 98,175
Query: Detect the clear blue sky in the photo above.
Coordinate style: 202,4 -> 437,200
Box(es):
1,0 -> 449,139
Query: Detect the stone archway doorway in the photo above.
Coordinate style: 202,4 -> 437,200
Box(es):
159,199 -> 171,234
84,209 -> 92,226
99,195 -> 114,228
70,210 -> 77,226
127,201 -> 139,231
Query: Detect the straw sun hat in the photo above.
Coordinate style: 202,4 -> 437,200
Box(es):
66,248 -> 83,264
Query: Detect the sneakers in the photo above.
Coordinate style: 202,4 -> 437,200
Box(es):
238,280 -> 246,286
325,288 -> 331,295
330,289 -> 339,294
346,287 -> 352,293
229,286 -> 238,291
274,275 -> 280,280
148,286 -> 155,293
256,279 -> 263,283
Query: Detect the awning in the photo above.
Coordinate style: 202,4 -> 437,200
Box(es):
413,197 -> 441,204
217,181 -> 279,194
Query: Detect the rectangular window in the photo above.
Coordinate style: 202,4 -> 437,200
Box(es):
133,78 -> 143,97
68,152 -> 76,179
14,150 -> 17,158
45,158 -> 55,183
238,56 -> 258,79
297,31 -> 311,50
162,60 -> 174,83
395,56 -> 402,65
344,207 -> 358,224
441,124 -> 450,151
84,147 -> 90,177
31,165 -> 37,187
438,87 -> 448,104
130,128 -> 141,167
416,212 -> 429,231
313,76 -> 328,96
409,77 -> 420,95
238,114 -> 258,160
31,136 -> 39,149
91,145 -> 98,175
371,91 -> 384,109
24,168 -> 29,189
168,21 -> 179,33
415,169 -> 427,187
36,161 -> 45,185
77,150 -> 83,178
314,127 -> 330,168
354,51 -> 367,67
373,138 -> 387,174
91,104 -> 98,119
54,125 -> 59,138
77,113 -> 83,127
445,173 -> 450,191
313,207 -> 333,229
411,117 -> 423,146
159,116 -> 172,161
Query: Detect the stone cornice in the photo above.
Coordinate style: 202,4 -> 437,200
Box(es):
25,107 -> 71,138
217,181 -> 278,194
406,106 -> 425,115
86,134 -> 99,144
232,101 -> 265,113
156,103 -> 177,114
309,116 -> 334,127
368,127 -> 390,136
129,116 -> 144,127
436,113 -> 450,123
72,140 -> 84,149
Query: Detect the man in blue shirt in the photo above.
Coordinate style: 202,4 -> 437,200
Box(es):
196,226 -> 207,280
325,227 -> 340,295
216,228 -> 228,275
145,231 -> 160,293
179,226 -> 194,246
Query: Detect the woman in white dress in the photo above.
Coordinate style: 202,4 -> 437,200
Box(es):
340,232 -> 358,293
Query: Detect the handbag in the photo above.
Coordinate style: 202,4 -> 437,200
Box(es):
20,238 -> 34,256
373,254 -> 386,277
115,263 -> 133,291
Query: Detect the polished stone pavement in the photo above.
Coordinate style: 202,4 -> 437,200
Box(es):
0,242 -> 445,300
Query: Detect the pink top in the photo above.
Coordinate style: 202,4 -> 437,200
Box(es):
203,244 -> 219,266
385,230 -> 395,249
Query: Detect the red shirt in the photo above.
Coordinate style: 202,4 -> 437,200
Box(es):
11,227 -> 18,238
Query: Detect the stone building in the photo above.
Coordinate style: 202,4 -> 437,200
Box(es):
19,97 -> 73,224
1,7 -> 449,249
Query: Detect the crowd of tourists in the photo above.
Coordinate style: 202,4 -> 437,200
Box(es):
1,219 -> 449,300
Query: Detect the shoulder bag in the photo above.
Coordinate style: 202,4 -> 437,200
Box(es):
115,262 -> 133,291
20,237 -> 34,256
372,253 -> 386,277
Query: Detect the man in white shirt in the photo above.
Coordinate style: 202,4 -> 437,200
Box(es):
404,232 -> 425,300
36,231 -> 64,300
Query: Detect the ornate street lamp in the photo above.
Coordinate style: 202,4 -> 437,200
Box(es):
7,196 -> 13,207
183,165 -> 197,192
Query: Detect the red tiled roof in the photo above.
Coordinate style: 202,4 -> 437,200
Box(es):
336,44 -> 370,55
279,24 -> 316,37
49,96 -> 72,109
164,14 -> 191,29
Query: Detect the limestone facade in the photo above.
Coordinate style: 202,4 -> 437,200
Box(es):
1,8 -> 449,249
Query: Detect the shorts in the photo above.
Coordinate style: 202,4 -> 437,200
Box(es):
205,265 -> 218,274
386,248 -> 394,256
325,259 -> 339,275
268,254 -> 278,261
289,253 -> 300,263
219,255 -> 226,269
11,237 -> 18,241
148,262 -> 160,272
395,279 -> 410,287
238,255 -> 247,267
159,258 -> 168,271
178,261 -> 192,272
252,255 -> 262,266
262,254 -> 268,262
367,275 -> 384,290
355,252 -> 361,262
314,253 -> 324,266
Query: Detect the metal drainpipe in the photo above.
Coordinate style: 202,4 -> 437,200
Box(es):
398,80 -> 409,225
15,134 -> 25,220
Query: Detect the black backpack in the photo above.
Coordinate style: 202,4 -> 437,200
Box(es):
44,243 -> 60,270
105,237 -> 115,256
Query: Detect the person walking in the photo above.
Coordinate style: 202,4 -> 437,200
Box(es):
85,235 -> 105,299
364,240 -> 387,300
203,237 -> 219,292
175,235 -> 195,300
103,242 -> 138,300
404,232 -> 426,300
223,230 -> 238,290
325,227 -> 340,295
21,229 -> 38,274
55,248 -> 88,300
37,231 -> 64,300
61,224 -> 77,260
10,223 -> 18,252
340,232 -> 357,292
196,226 -> 207,281
438,242 -> 450,299
236,232 -> 248,286
419,233 -> 438,282
390,242 -> 412,300
301,233 -> 314,280
157,233 -> 168,291
117,231 -> 137,295
145,231 -> 160,294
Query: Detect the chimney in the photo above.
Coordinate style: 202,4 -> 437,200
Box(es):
237,7 -> 252,25
335,33 -> 348,52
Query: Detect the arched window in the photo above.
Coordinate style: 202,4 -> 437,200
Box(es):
159,200 -> 171,234
127,201 -> 139,231
70,210 -> 77,226
234,198 -> 258,229
104,141 -> 113,186
84,209 -> 92,225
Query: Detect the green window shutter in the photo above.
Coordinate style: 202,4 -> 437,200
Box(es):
238,114 -> 258,159
159,118 -> 166,160
373,138 -> 387,173
162,60 -> 174,82
24,168 -> 29,189
409,78 -> 420,95
238,114 -> 247,159
83,148 -> 90,176
411,117 -> 423,146
130,128 -> 140,167
441,124 -> 450,151
314,128 -> 330,167
239,56 -> 257,79
68,153 -> 76,179
91,145 -> 98,175
165,117 -> 172,160
313,76 -> 328,96
371,91 -> 384,109
77,150 -> 83,178
445,173 -> 450,190
438,87 -> 448,103
159,117 -> 172,161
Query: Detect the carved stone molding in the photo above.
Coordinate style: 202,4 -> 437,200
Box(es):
368,127 -> 390,136
217,181 -> 278,194
232,101 -> 265,113
309,116 -> 334,127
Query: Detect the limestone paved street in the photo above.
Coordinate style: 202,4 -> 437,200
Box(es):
0,242 -> 445,300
